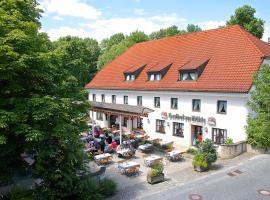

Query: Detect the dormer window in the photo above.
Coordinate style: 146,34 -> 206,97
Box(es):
180,71 -> 197,81
179,59 -> 209,81
148,62 -> 172,82
124,64 -> 146,81
149,73 -> 161,81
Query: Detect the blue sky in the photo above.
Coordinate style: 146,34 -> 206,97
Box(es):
39,0 -> 270,42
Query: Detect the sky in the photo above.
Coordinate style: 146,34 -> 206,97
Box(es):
38,0 -> 270,42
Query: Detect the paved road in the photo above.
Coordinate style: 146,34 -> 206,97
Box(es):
144,154 -> 270,200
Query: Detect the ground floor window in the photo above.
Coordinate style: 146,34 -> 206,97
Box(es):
173,122 -> 184,137
96,112 -> 103,120
156,119 -> 165,133
137,118 -> 143,129
212,128 -> 227,144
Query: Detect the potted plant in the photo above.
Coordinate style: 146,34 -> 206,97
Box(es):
192,139 -> 217,172
147,163 -> 164,184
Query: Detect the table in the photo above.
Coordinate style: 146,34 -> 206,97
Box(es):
166,151 -> 183,161
144,155 -> 163,167
118,161 -> 140,175
117,148 -> 132,158
138,143 -> 153,151
94,153 -> 112,165
159,140 -> 173,146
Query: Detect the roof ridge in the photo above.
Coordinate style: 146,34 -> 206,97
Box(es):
237,26 -> 265,57
135,25 -> 241,46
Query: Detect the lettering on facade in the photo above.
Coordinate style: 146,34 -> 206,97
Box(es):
168,113 -> 206,124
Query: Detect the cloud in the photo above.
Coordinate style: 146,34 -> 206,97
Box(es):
133,8 -> 145,16
198,20 -> 226,30
39,0 -> 101,19
52,16 -> 64,21
46,26 -> 90,40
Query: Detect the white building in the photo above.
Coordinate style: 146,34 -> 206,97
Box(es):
86,25 -> 270,147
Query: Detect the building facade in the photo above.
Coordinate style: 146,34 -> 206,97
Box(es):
86,25 -> 270,147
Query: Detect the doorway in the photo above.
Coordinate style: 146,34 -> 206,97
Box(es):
191,125 -> 203,146
109,115 -> 117,128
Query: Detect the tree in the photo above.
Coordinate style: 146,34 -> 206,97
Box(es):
246,64 -> 270,149
0,1 -> 114,199
100,33 -> 125,53
97,31 -> 148,69
187,24 -> 202,33
226,5 -> 264,39
149,25 -> 186,40
53,36 -> 100,87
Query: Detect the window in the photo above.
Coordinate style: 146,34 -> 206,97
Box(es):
122,117 -> 128,127
123,96 -> 128,104
212,128 -> 227,144
92,94 -> 96,102
112,95 -> 116,104
156,119 -> 165,133
180,72 -> 197,81
101,94 -> 105,102
149,73 -> 162,81
125,74 -> 136,81
217,100 -> 227,114
137,96 -> 142,106
171,98 -> 178,109
173,122 -> 184,137
137,118 -> 143,129
192,99 -> 201,112
154,97 -> 160,108
96,112 -> 103,120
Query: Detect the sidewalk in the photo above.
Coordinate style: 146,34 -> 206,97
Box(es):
107,152 -> 257,200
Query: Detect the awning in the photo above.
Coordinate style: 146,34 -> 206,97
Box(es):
90,101 -> 154,117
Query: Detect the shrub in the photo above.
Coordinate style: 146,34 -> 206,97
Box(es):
147,163 -> 164,177
9,186 -> 35,200
99,179 -> 117,197
225,138 -> 234,144
199,139 -> 217,163
192,153 -> 209,168
186,147 -> 198,155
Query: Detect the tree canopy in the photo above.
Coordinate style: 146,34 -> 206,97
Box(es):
97,30 -> 148,69
226,5 -> 264,39
53,36 -> 100,87
187,24 -> 202,33
0,0 -> 114,199
246,64 -> 270,149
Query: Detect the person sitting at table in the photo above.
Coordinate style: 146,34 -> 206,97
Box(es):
111,140 -> 117,151
105,143 -> 113,153
106,135 -> 112,144
100,137 -> 106,153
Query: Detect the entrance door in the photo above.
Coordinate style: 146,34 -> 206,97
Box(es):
109,115 -> 117,127
191,125 -> 203,146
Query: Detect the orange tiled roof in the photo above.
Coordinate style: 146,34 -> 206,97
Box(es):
86,25 -> 270,93
180,58 -> 209,70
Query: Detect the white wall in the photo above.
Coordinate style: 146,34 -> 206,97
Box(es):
88,89 -> 249,147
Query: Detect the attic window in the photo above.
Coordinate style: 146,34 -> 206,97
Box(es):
148,62 -> 172,82
179,59 -> 209,81
180,71 -> 197,81
149,73 -> 161,81
125,74 -> 136,81
124,64 -> 146,82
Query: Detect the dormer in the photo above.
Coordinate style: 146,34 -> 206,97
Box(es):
147,62 -> 172,82
179,59 -> 209,81
124,64 -> 146,81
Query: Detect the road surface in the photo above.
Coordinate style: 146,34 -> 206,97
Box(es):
144,154 -> 270,200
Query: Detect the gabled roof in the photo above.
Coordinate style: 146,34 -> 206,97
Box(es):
86,25 -> 270,93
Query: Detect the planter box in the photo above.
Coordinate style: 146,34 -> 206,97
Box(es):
147,173 -> 164,184
193,165 -> 209,172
